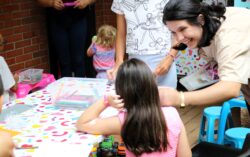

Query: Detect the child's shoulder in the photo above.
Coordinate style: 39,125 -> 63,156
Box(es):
161,107 -> 181,121
161,106 -> 178,114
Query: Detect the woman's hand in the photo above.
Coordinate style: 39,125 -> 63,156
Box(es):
158,86 -> 180,106
154,56 -> 173,76
107,64 -> 120,81
52,0 -> 64,10
74,0 -> 94,9
107,95 -> 124,110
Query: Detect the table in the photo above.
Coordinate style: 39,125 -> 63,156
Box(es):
0,77 -> 116,157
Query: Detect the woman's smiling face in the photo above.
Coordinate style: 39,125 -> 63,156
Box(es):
166,20 -> 203,49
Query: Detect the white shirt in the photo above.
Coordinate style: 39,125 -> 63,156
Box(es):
0,56 -> 15,104
111,0 -> 171,55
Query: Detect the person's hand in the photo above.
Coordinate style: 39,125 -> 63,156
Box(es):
107,95 -> 124,110
11,73 -> 19,92
107,65 -> 119,81
0,132 -> 15,157
158,86 -> 180,106
154,56 -> 173,76
74,0 -> 93,9
51,0 -> 64,10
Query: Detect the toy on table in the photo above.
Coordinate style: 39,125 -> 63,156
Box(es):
117,143 -> 126,157
64,2 -> 75,6
16,73 -> 55,98
97,136 -> 118,157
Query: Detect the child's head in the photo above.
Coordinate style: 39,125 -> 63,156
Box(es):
115,58 -> 168,155
115,58 -> 159,109
95,25 -> 116,49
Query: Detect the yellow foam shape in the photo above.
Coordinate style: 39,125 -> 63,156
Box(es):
0,126 -> 21,136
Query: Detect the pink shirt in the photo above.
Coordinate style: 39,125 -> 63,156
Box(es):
118,107 -> 183,157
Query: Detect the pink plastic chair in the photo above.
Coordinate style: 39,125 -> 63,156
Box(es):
16,73 -> 55,98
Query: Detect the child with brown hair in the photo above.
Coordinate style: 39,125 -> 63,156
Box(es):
87,25 -> 116,79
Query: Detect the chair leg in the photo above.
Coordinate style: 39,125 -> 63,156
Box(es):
206,118 -> 215,143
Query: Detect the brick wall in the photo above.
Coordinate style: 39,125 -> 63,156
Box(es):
0,0 -> 115,74
95,0 -> 116,29
0,0 -> 49,73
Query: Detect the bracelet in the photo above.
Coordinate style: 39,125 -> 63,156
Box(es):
168,53 -> 175,61
103,95 -> 110,107
179,91 -> 185,108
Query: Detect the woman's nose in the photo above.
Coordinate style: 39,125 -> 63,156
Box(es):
176,33 -> 185,42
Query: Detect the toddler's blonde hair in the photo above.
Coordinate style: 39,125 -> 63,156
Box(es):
95,25 -> 116,49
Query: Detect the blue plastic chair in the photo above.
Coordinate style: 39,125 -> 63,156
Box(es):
234,0 -> 250,8
225,127 -> 250,149
216,98 -> 247,144
199,106 -> 228,143
199,97 -> 246,144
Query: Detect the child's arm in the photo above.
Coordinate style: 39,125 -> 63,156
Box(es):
10,73 -> 19,92
76,97 -> 121,135
87,36 -> 97,57
0,132 -> 15,157
87,44 -> 94,57
176,126 -> 192,157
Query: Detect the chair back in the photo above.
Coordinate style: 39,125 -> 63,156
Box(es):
234,0 -> 250,8
217,98 -> 247,144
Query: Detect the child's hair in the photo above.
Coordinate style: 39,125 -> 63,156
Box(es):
115,58 -> 168,156
95,25 -> 116,49
0,75 -> 3,96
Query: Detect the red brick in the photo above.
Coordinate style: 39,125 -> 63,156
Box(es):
33,50 -> 46,58
31,37 -> 39,44
5,33 -> 23,43
16,53 -> 33,63
4,43 -> 14,51
4,19 -> 22,27
9,62 -> 25,72
20,2 -> 35,10
0,28 -> 14,36
23,31 -> 35,39
0,14 -> 13,20
6,48 -> 23,58
5,57 -> 16,65
15,39 -> 31,48
14,25 -> 31,34
22,17 -> 35,24
1,4 -> 20,12
24,45 -> 39,53
25,58 -> 41,67
12,11 -> 30,19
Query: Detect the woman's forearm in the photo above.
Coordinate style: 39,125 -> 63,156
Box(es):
184,81 -> 241,106
115,14 -> 126,65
